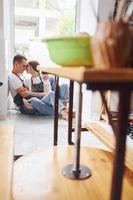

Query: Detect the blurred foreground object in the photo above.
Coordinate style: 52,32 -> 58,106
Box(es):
43,36 -> 93,67
91,19 -> 133,69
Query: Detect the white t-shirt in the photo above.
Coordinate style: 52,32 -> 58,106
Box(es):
8,73 -> 24,98
24,75 -> 51,95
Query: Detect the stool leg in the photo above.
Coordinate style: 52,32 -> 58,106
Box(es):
62,83 -> 91,180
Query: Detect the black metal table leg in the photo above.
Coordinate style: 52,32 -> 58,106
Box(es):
62,83 -> 91,180
54,76 -> 59,146
110,90 -> 131,200
68,80 -> 74,144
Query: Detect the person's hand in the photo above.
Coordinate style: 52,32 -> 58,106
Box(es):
42,73 -> 49,81
23,99 -> 33,109
19,90 -> 30,97
16,87 -> 29,97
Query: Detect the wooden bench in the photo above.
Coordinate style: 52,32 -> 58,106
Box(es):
0,124 -> 14,200
84,122 -> 133,172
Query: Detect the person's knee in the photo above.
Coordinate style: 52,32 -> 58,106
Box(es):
29,97 -> 38,102
49,90 -> 54,97
29,97 -> 40,106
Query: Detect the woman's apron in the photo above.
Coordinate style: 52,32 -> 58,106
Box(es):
31,75 -> 44,92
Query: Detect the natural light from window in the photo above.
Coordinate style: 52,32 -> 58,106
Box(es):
15,0 -> 76,66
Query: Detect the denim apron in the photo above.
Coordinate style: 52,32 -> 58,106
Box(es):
31,75 -> 44,92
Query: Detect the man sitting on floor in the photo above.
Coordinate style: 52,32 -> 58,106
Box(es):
8,54 -> 69,120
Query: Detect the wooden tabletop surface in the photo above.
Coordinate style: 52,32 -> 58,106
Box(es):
38,66 -> 133,83
13,146 -> 133,200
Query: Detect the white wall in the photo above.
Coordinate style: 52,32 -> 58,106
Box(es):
76,0 -> 117,119
98,0 -> 120,113
98,0 -> 115,21
76,0 -> 100,119
0,0 -> 14,119
76,0 -> 98,35
0,0 -> 7,119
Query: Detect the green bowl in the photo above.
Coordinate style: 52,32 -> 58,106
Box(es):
43,36 -> 93,67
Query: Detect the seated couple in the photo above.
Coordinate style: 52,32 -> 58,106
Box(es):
9,54 -> 69,120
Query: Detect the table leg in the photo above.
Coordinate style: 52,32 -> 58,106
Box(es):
54,76 -> 59,146
62,83 -> 91,179
68,80 -> 74,144
110,90 -> 131,200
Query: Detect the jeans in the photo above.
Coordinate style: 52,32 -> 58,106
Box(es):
49,76 -> 69,103
19,105 -> 38,115
29,91 -> 65,116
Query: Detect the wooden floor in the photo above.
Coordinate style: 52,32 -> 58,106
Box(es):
0,125 -> 14,200
84,122 -> 133,172
13,146 -> 133,200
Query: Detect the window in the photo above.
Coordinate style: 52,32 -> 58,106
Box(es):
15,0 -> 39,8
15,0 -> 76,65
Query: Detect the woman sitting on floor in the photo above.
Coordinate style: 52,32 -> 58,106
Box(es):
22,60 -> 69,119
25,60 -> 69,110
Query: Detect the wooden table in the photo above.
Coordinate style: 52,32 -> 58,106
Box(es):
13,146 -> 133,200
38,66 -> 133,83
38,66 -> 133,200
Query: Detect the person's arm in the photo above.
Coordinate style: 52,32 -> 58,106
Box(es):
15,82 -> 46,98
42,73 -> 52,94
43,78 -> 51,95
42,73 -> 49,80
17,75 -> 50,98
19,74 -> 50,98
19,90 -> 46,98
10,74 -> 30,98
43,83 -> 51,95
16,87 -> 29,98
